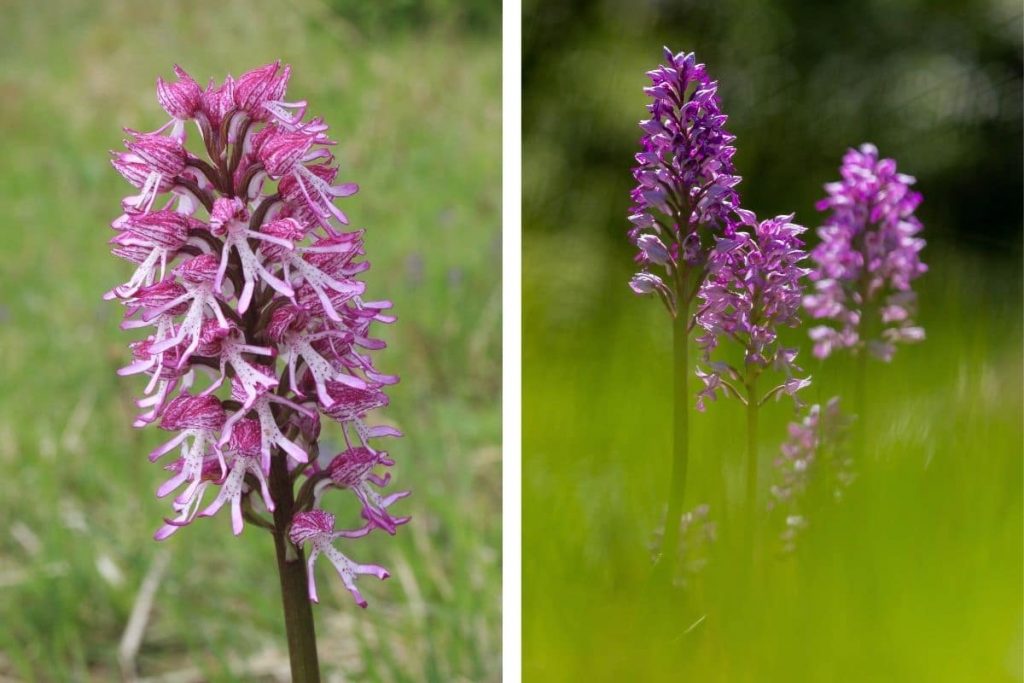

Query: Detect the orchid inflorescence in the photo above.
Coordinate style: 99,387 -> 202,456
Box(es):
804,143 -> 927,361
694,213 -> 812,412
627,47 -> 744,321
768,398 -> 855,552
106,62 -> 409,608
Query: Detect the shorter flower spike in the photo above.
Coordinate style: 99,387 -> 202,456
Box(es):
769,398 -> 855,552
290,510 -> 389,607
695,213 -> 811,408
804,144 -> 927,360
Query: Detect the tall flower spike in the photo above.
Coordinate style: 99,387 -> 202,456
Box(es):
804,143 -> 927,361
628,47 -> 748,318
627,48 -> 750,582
106,65 -> 406,624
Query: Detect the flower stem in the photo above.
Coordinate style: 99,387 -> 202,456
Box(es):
269,451 -> 321,682
744,378 -> 759,546
657,280 -> 691,583
854,348 -> 868,458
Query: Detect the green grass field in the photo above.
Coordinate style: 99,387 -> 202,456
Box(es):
523,238 -> 1022,681
0,1 -> 500,680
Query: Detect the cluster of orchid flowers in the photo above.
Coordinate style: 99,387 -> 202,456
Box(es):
106,62 -> 408,608
649,503 -> 716,589
804,143 -> 928,361
627,48 -> 926,562
768,397 -> 855,552
628,49 -> 926,406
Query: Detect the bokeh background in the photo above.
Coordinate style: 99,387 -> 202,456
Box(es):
523,0 -> 1022,680
0,0 -> 500,680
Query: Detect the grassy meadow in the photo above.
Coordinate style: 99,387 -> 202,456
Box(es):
523,238 -> 1022,681
0,1 -> 500,680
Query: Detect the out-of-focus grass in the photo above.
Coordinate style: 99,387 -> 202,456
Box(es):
523,236 -> 1022,681
0,0 -> 500,680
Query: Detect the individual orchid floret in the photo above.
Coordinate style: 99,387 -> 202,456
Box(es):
289,510 -> 390,607
277,165 -> 350,230
234,62 -> 290,119
155,65 -> 202,139
695,213 -> 812,409
628,47 -> 746,318
105,210 -> 191,299
322,383 -> 403,451
150,393 -> 226,504
804,143 -> 927,360
276,231 -> 368,321
154,455 -> 222,540
201,330 -> 278,408
119,333 -> 195,426
209,196 -> 295,312
219,372 -> 313,472
114,132 -> 190,211
278,327 -> 367,407
234,61 -> 309,128
317,447 -> 411,535
200,419 -> 276,534
259,129 -> 358,229
198,75 -> 235,131
138,255 -> 231,366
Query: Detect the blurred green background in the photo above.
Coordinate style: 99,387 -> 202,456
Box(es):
0,0 -> 499,680
523,0 -> 1022,681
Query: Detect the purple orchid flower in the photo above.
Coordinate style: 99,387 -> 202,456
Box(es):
106,64 -> 408,615
804,143 -> 927,361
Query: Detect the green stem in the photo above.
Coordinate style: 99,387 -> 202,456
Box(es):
744,378 -> 759,542
269,451 -> 321,682
657,277 -> 691,583
854,268 -> 872,460
854,348 -> 868,459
